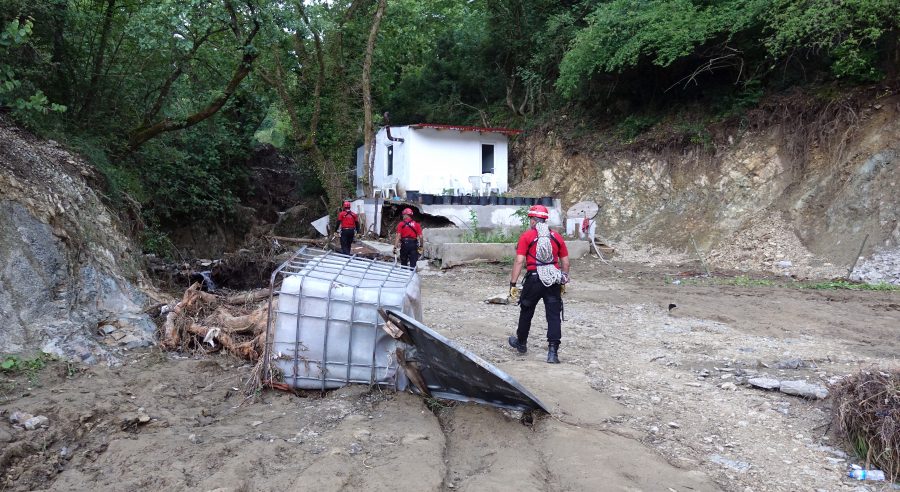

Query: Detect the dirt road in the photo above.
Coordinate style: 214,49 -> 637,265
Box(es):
2,258 -> 898,491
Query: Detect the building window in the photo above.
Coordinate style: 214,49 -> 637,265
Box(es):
387,145 -> 394,176
481,144 -> 494,174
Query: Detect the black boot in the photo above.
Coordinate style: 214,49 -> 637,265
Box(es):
547,342 -> 560,364
508,336 -> 527,354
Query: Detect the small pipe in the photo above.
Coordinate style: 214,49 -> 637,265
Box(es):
383,112 -> 404,142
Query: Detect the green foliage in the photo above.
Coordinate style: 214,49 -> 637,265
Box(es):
254,105 -> 292,149
1,353 -> 53,384
557,0 -> 768,97
616,114 -> 660,141
557,0 -> 899,97
728,275 -> 775,287
764,0 -> 899,81
0,18 -> 66,115
512,206 -> 530,229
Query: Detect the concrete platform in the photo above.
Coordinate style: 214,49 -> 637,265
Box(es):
428,240 -> 590,269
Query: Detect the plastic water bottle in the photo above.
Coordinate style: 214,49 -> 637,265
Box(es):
848,469 -> 886,481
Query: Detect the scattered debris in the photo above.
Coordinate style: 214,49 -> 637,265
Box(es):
832,369 -> 900,482
775,358 -> 807,369
485,295 -> 510,305
709,454 -> 751,473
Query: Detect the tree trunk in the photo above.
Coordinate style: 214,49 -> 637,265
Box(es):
49,0 -> 72,103
362,0 -> 388,199
79,0 -> 116,118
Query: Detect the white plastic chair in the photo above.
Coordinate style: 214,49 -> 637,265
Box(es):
450,178 -> 464,196
481,173 -> 494,195
468,176 -> 482,196
382,177 -> 398,199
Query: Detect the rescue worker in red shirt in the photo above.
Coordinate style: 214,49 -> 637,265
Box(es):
393,208 -> 423,269
507,204 -> 570,363
336,201 -> 360,255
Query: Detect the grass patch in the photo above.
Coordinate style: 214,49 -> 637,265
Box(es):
800,280 -> 899,291
724,275 -> 775,287
671,276 -> 898,291
1,353 -> 55,385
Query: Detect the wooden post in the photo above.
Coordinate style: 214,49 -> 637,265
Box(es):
690,234 -> 711,277
846,233 -> 869,279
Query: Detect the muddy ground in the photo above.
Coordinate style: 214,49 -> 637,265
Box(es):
2,258 -> 899,492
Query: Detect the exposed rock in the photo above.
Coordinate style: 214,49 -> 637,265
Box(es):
0,118 -> 155,362
850,246 -> 900,285
709,454 -> 751,473
775,358 -> 805,370
778,380 -> 829,399
747,377 -> 780,390
485,295 -> 509,305
9,411 -> 33,424
23,415 -> 49,430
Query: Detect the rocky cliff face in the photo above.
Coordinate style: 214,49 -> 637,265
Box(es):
0,120 -> 156,361
511,93 -> 900,282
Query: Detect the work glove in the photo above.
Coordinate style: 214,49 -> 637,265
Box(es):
560,284 -> 567,295
417,246 -> 424,255
393,247 -> 398,256
508,283 -> 520,301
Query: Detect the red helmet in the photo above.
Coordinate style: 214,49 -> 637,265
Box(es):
527,204 -> 549,219
402,208 -> 413,216
343,201 -> 351,209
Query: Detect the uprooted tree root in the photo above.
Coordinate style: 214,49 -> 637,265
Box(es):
831,368 -> 900,481
161,282 -> 271,365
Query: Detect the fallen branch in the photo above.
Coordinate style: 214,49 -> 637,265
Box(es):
223,288 -> 272,305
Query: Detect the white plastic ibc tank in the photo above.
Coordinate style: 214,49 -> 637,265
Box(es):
271,251 -> 420,389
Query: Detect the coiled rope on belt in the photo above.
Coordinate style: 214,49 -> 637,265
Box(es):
534,222 -> 561,287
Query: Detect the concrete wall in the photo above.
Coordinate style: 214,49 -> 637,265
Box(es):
421,201 -> 563,229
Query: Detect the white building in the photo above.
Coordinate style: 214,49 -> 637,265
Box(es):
356,124 -> 521,198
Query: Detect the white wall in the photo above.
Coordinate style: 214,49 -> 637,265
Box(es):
358,126 -> 510,197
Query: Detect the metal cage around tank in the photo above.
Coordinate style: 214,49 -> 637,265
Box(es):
262,247 -> 420,390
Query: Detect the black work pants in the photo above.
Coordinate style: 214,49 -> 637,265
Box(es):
399,238 -> 419,268
517,272 -> 562,344
340,228 -> 355,255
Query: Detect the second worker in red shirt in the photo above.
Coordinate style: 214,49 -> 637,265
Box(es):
393,208 -> 423,269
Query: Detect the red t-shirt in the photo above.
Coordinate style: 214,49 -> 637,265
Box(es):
396,220 -> 422,239
338,210 -> 358,229
516,228 -> 568,271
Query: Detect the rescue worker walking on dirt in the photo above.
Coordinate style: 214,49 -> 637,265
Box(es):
336,201 -> 360,255
507,204 -> 570,363
393,208 -> 424,269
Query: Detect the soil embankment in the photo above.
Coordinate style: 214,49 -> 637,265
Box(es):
511,89 -> 900,281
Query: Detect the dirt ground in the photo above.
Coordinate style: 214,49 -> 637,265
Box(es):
2,257 -> 899,492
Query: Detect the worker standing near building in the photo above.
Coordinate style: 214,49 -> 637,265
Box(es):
393,208 -> 424,269
507,204 -> 570,363
336,201 -> 360,255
